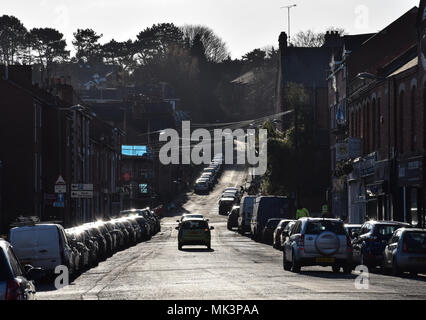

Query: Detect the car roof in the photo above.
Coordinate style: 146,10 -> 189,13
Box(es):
220,197 -> 235,202
299,218 -> 343,222
345,224 -> 362,227
181,218 -> 207,222
399,228 -> 426,232
10,223 -> 61,231
0,239 -> 10,250
365,220 -> 411,226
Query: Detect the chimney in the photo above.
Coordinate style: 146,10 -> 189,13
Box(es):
323,30 -> 341,48
279,32 -> 288,56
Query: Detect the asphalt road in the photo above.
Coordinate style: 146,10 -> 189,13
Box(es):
37,163 -> 426,300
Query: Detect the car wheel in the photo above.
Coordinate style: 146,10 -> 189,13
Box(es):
283,251 -> 291,271
342,264 -> 352,274
332,265 -> 341,273
391,258 -> 402,276
409,272 -> 418,278
291,251 -> 301,273
207,243 -> 211,250
178,243 -> 182,250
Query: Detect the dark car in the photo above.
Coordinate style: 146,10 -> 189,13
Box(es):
83,224 -> 108,261
112,220 -> 131,248
273,220 -> 295,249
126,215 -> 150,241
0,239 -> 43,300
279,221 -> 296,250
352,220 -> 411,268
80,228 -> 100,266
227,206 -> 240,230
219,198 -> 235,215
65,228 -> 90,272
95,222 -> 115,256
262,218 -> 283,244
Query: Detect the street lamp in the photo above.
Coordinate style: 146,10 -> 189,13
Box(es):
280,4 -> 297,43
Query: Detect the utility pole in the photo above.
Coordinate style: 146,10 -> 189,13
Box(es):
281,4 -> 297,43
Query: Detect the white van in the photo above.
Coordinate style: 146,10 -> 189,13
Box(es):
9,224 -> 73,274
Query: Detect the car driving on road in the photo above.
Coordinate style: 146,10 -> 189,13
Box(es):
283,218 -> 353,274
176,218 -> 214,250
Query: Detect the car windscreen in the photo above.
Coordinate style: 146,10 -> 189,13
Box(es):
374,225 -> 402,238
0,248 -> 13,281
181,221 -> 208,230
266,220 -> 281,229
305,221 -> 346,235
403,232 -> 426,254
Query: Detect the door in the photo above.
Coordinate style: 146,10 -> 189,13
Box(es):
36,227 -> 61,271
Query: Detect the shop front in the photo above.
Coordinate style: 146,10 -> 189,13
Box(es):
397,155 -> 424,227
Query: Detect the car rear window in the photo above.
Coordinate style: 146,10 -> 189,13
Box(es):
403,232 -> 426,254
374,225 -> 402,238
305,221 -> 346,235
181,221 -> 208,230
267,220 -> 281,228
0,248 -> 13,281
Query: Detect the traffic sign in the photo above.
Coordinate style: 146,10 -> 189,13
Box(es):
55,185 -> 66,193
71,190 -> 93,198
55,176 -> 66,185
71,184 -> 93,191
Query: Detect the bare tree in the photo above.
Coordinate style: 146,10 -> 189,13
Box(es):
180,24 -> 230,63
290,27 -> 345,47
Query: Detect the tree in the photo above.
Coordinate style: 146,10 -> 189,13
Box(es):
134,23 -> 184,65
242,48 -> 267,67
102,39 -> 135,70
29,28 -> 69,66
72,28 -> 103,64
0,15 -> 28,64
29,28 -> 69,83
181,24 -> 229,63
290,27 -> 345,47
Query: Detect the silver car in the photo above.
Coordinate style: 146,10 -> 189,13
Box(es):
283,218 -> 352,273
382,228 -> 426,276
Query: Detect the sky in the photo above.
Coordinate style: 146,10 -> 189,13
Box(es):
2,0 -> 421,59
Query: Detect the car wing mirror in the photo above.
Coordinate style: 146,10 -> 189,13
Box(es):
175,227 -> 179,230
210,226 -> 214,230
351,232 -> 359,238
27,266 -> 46,281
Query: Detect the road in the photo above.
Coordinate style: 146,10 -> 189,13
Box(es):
37,163 -> 426,300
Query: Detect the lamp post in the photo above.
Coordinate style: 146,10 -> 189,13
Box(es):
281,4 -> 297,43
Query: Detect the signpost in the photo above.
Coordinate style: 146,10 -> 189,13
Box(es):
54,175 -> 66,207
71,183 -> 93,198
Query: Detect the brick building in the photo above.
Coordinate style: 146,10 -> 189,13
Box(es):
328,4 -> 426,227
0,65 -> 123,233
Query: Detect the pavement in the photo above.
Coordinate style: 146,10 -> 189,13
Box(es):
36,162 -> 426,300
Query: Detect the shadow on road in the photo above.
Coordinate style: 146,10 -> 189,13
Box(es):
180,248 -> 215,253
297,270 -> 358,280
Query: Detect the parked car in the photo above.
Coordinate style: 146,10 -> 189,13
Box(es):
0,239 -> 43,300
261,218 -> 283,244
194,180 -> 210,193
238,196 -> 256,234
124,217 -> 143,243
273,220 -> 294,249
176,218 -> 214,250
9,224 -> 74,276
251,196 -> 292,241
279,221 -> 296,250
219,197 -> 235,215
352,220 -> 411,268
80,228 -> 100,266
105,221 -> 126,249
64,231 -> 81,275
126,215 -> 150,241
345,224 -> 362,239
82,224 -> 108,261
283,218 -> 353,273
112,220 -> 131,248
382,228 -> 426,276
227,206 -> 240,230
95,222 -> 115,256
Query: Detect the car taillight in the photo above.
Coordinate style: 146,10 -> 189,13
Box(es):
298,234 -> 304,250
205,228 -> 209,232
6,279 -> 22,300
346,235 -> 352,252
402,242 -> 408,253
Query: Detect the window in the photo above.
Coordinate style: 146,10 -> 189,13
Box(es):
399,91 -> 404,153
7,248 -> 23,277
305,220 -> 346,235
181,220 -> 208,230
366,103 -> 370,153
372,100 -> 376,150
292,221 -> 302,234
411,86 -> 416,152
377,98 -> 381,149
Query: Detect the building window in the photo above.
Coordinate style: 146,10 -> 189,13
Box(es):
399,91 -> 404,154
411,86 -> 416,152
372,100 -> 376,151
377,98 -> 381,149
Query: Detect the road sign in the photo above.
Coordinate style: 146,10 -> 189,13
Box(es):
71,184 -> 93,191
55,184 -> 67,193
56,176 -> 66,185
71,190 -> 93,198
53,201 -> 65,208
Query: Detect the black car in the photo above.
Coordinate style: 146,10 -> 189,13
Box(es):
0,239 -> 43,300
83,224 -> 108,260
261,218 -> 283,244
352,220 -> 411,268
219,198 -> 235,215
227,206 -> 240,230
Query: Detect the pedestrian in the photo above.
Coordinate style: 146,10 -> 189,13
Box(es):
321,204 -> 333,218
296,204 -> 310,219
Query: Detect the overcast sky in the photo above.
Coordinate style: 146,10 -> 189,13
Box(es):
2,0 -> 420,59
